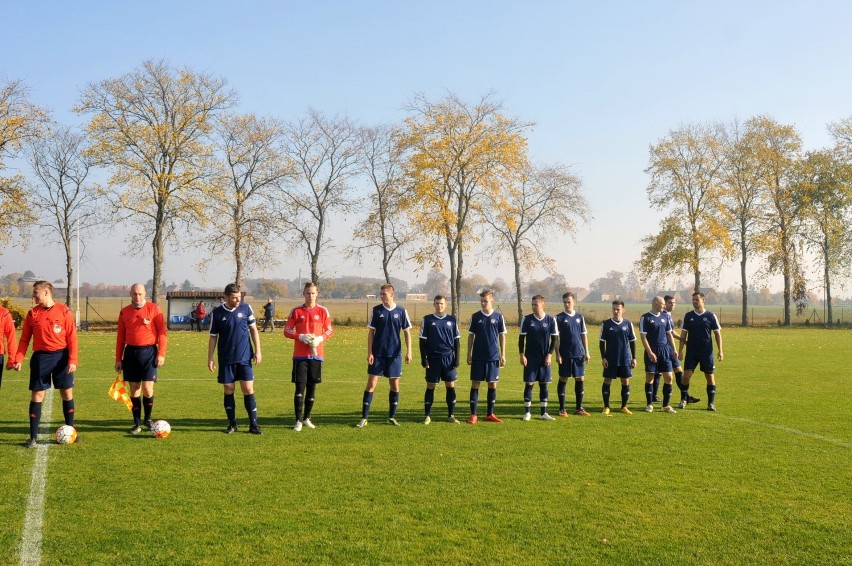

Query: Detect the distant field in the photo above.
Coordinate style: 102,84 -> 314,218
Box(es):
1,326 -> 849,564
7,296 -> 850,328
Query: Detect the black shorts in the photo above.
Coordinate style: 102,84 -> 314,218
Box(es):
30,349 -> 75,391
292,359 -> 323,384
122,345 -> 159,382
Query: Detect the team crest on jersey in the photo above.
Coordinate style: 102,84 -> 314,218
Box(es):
575,317 -> 580,323
313,314 -> 319,320
143,317 -> 151,325
490,319 -> 497,324
621,324 -> 626,330
393,313 -> 399,319
446,321 -> 452,326
53,323 -> 62,334
237,312 -> 244,318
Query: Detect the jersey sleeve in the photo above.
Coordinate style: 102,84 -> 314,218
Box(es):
1,311 -> 17,357
14,311 -> 34,364
153,305 -> 168,357
115,308 -> 127,362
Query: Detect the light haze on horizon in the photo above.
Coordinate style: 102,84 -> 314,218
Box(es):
2,1 -> 851,295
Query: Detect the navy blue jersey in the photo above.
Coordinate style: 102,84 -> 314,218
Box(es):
682,310 -> 720,355
555,310 -> 587,358
420,313 -> 460,357
368,304 -> 412,358
639,311 -> 673,349
469,310 -> 507,361
209,303 -> 256,364
599,318 -> 636,366
520,313 -> 558,365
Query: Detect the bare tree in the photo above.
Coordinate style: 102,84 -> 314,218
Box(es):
27,124 -> 102,309
483,164 -> 589,325
278,110 -> 362,284
77,59 -> 236,302
206,113 -> 294,288
349,125 -> 416,284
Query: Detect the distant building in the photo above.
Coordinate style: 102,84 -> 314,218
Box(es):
405,293 -> 427,301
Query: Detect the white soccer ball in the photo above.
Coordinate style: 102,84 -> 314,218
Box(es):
55,425 -> 77,445
150,420 -> 171,438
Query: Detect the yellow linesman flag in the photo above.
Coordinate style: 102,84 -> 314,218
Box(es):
108,374 -> 133,410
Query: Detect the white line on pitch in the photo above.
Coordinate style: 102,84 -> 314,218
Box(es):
19,388 -> 54,566
716,413 -> 851,449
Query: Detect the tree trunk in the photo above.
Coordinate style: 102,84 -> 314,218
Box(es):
448,239 -> 459,316
152,209 -> 165,304
64,236 -> 74,310
234,208 -> 243,288
739,240 -> 748,327
512,245 -> 523,327
825,260 -> 833,329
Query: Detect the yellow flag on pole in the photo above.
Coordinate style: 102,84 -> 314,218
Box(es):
108,374 -> 133,410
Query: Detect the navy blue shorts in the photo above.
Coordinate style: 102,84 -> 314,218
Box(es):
122,345 -> 159,382
425,354 -> 457,384
217,361 -> 254,384
644,348 -> 673,374
523,365 -> 552,383
684,350 -> 715,373
470,360 -> 500,383
558,357 -> 585,378
29,349 -> 75,391
292,359 -> 322,384
603,365 -> 632,379
369,356 -> 402,378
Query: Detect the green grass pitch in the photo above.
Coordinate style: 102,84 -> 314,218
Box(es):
0,326 -> 849,564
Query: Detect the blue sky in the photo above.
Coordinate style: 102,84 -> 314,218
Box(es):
2,1 -> 851,293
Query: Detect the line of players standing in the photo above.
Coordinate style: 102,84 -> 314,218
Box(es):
0,280 -> 722,447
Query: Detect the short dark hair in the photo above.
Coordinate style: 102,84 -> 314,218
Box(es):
433,295 -> 446,302
479,289 -> 493,298
532,294 -> 545,303
692,291 -> 705,299
611,299 -> 625,307
562,291 -> 576,300
304,281 -> 317,291
664,295 -> 675,302
33,280 -> 53,293
380,283 -> 394,293
224,283 -> 240,295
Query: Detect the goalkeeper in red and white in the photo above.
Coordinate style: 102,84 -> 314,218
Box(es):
283,282 -> 333,431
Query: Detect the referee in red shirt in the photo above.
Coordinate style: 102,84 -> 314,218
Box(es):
116,283 -> 168,434
12,281 -> 79,448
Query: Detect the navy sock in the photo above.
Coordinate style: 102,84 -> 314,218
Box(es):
557,380 -> 567,411
29,401 -> 42,439
523,383 -> 534,414
486,388 -> 497,416
143,395 -> 154,421
469,389 -> 479,415
575,380 -> 584,409
224,393 -> 236,424
602,383 -> 611,408
389,390 -> 399,418
362,391 -> 374,419
621,385 -> 630,408
294,382 -> 306,421
446,387 -> 456,416
675,372 -> 685,401
62,399 -> 75,426
243,394 -> 258,425
707,384 -> 716,404
304,382 -> 316,419
131,396 -> 142,426
424,388 -> 435,417
539,383 -> 548,415
652,374 -> 660,398
645,382 -> 654,405
663,383 -> 673,407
